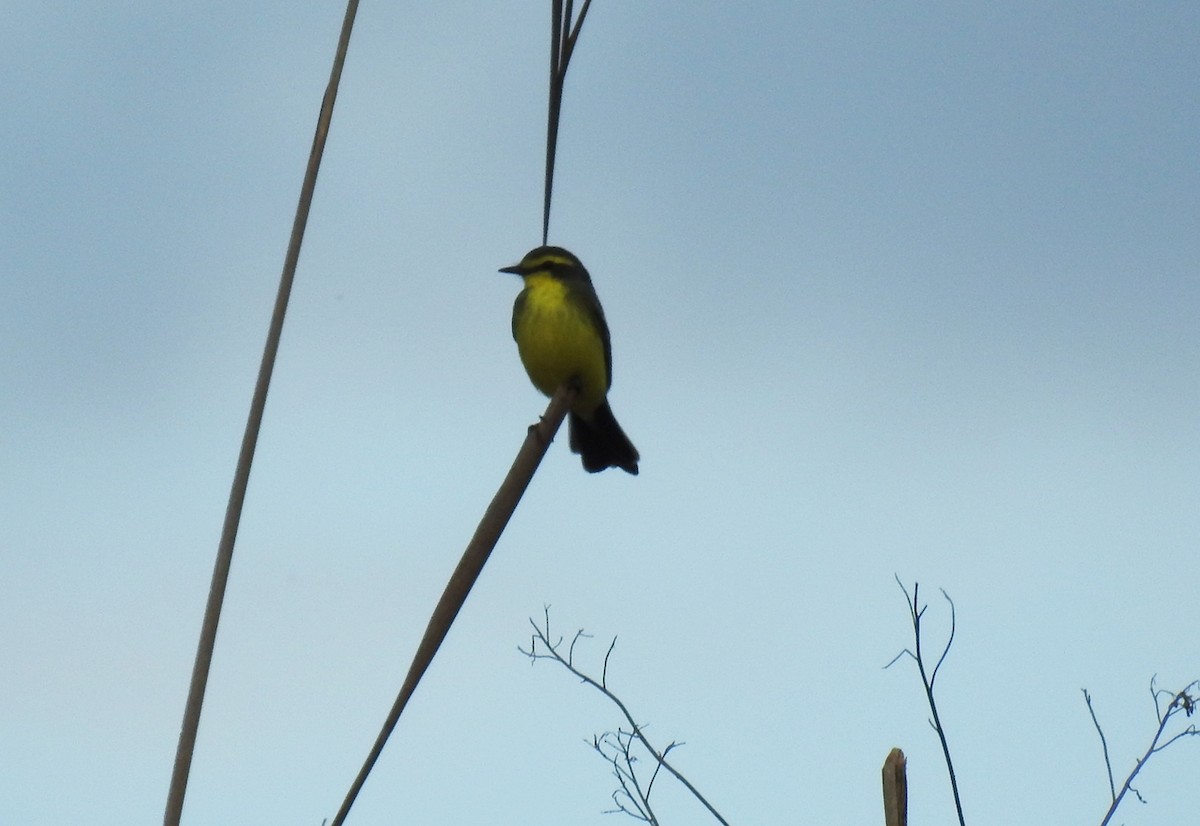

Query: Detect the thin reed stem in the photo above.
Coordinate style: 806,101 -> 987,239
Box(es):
162,3 -> 360,823
329,383 -> 577,826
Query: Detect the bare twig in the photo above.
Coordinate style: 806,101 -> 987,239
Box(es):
329,383 -> 577,825
886,577 -> 966,826
1082,689 -> 1117,801
162,4 -> 361,824
521,609 -> 729,824
1093,679 -> 1200,826
595,730 -> 659,823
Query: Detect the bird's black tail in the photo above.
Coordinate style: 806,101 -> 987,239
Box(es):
569,401 -> 639,475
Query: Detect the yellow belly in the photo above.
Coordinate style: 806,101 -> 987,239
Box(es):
513,275 -> 608,414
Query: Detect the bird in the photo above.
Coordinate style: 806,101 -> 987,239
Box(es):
500,245 -> 640,474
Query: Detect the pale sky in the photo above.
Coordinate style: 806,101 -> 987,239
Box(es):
3,3 -> 1198,824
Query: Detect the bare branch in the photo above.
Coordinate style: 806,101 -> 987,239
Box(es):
883,648 -> 918,670
890,578 -> 966,826
1095,679 -> 1200,826
1153,724 -> 1200,753
646,741 -> 681,801
594,731 -> 656,823
1082,688 -> 1117,801
524,611 -> 729,824
929,589 -> 956,689
570,628 -> 591,669
603,635 -> 617,689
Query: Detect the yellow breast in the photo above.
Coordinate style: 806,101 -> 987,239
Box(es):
513,273 -> 608,414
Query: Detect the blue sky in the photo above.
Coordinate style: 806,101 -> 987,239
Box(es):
3,3 -> 1198,824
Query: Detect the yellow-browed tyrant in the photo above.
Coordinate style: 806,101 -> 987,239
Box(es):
501,246 -> 639,475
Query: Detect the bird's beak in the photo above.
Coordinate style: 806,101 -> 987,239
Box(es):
498,263 -> 523,275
